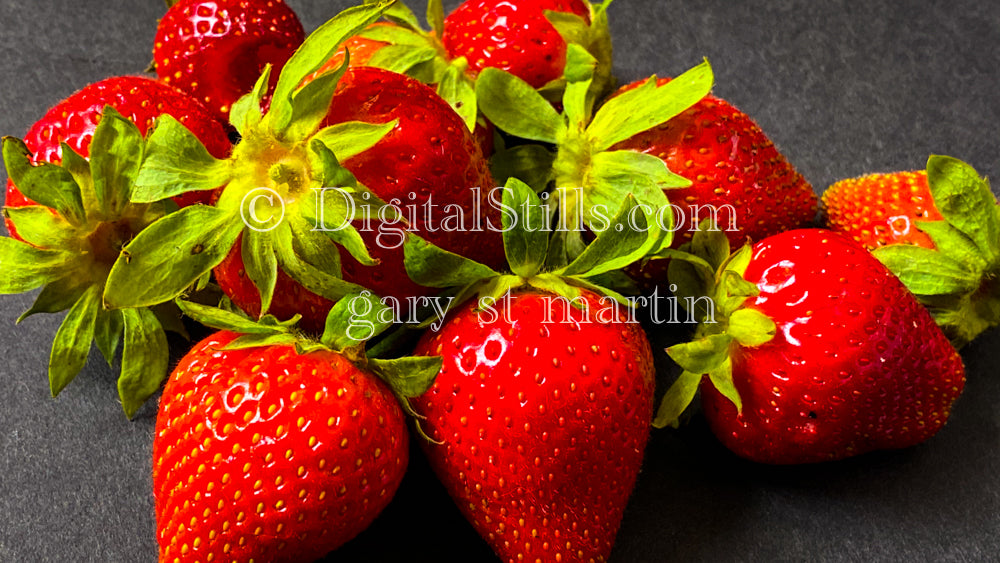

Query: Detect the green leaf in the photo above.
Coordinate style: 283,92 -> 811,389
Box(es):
0,237 -> 68,293
561,195 -> 649,278
2,137 -> 85,224
94,308 -> 124,366
48,285 -> 100,397
359,22 -> 427,44
118,307 -> 170,419
381,0 -> 422,30
323,290 -> 394,348
561,44 -> 597,128
652,370 -> 701,429
226,332 -> 300,350
727,308 -> 776,347
311,119 -> 398,162
104,206 -> 243,309
60,142 -> 96,210
925,155 -> 1000,263
437,65 -> 478,132
476,68 -> 567,144
176,299 -> 285,334
269,1 -> 394,131
588,60 -> 714,152
426,0 -> 445,37
272,220 -> 366,302
501,178 -> 548,278
132,115 -> 230,202
366,44 -> 439,74
916,220 -> 989,273
241,230 -> 278,315
490,144 -> 555,192
3,206 -> 77,249
230,64 -> 272,135
369,356 -> 442,398
873,244 -> 978,296
666,333 -> 733,374
17,274 -> 91,323
88,107 -> 143,215
404,233 -> 499,289
301,185 -> 376,267
707,357 -> 741,413
284,56 -> 350,142
690,219 -> 731,271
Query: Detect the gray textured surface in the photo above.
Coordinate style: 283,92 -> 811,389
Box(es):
1,0 -> 998,561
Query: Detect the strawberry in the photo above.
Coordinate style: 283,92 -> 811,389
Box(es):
153,0 -> 305,121
404,179 -> 657,562
822,156 -> 1000,347
480,57 -> 817,289
442,0 -> 599,89
103,2 -> 504,333
1,108 -> 186,417
153,297 -> 441,561
657,227 -> 965,464
4,75 -> 232,240
823,170 -> 940,249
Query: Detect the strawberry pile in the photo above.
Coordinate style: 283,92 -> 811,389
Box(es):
0,0 -> 994,561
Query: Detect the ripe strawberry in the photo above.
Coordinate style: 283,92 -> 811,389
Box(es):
823,170 -> 940,249
153,298 -> 441,561
443,0 -> 597,88
658,228 -> 965,464
612,84 -> 818,249
105,3 -> 504,334
404,179 -> 658,561
153,0 -> 305,121
4,75 -> 232,240
821,156 -> 1000,347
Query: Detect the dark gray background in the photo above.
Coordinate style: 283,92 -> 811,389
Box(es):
1,0 -> 998,561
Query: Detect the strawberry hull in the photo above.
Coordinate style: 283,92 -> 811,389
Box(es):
412,290 -> 655,562
704,231 -> 965,464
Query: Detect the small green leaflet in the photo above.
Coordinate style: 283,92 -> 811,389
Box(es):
873,244 -> 978,296
3,206 -> 77,249
501,178 -> 549,278
2,137 -> 85,224
104,205 -> 243,309
404,233 -> 500,289
48,285 -> 101,397
0,237 -> 68,294
311,120 -> 398,162
560,195 -> 650,279
88,107 -> 144,216
653,370 -> 701,429
322,291 -> 395,349
369,356 -> 443,399
283,55 -> 352,142
588,60 -> 714,152
242,229 -> 278,315
132,115 -> 231,202
925,155 -> 1000,265
476,68 -> 567,144
437,65 -> 478,132
118,307 -> 170,419
230,64 -> 272,135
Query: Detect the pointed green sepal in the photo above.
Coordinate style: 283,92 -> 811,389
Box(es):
48,285 -> 101,397
476,68 -> 567,144
369,356 -> 442,399
653,369 -> 701,429
322,290 -> 395,349
117,307 -> 170,419
3,137 -> 85,224
88,106 -> 144,215
132,114 -> 231,203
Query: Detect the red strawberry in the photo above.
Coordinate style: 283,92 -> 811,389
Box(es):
4,75 -> 232,240
823,170 -> 940,249
658,228 -> 965,464
404,179 -> 659,562
413,291 -> 654,562
153,0 -> 305,121
105,4 -> 505,340
821,156 -> 1000,347
153,298 -> 441,561
443,0 -> 595,88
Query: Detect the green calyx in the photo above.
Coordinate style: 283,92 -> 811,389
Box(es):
1,108 -> 176,419
538,0 -> 617,103
478,46 -> 714,264
105,1 -> 401,316
176,294 -> 443,428
652,222 -> 777,429
872,155 -> 1000,348
404,176 -> 657,319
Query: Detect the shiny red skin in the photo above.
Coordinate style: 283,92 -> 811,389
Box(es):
413,290 -> 655,563
612,83 -> 817,289
704,229 -> 965,464
442,0 -> 591,88
822,170 -> 941,250
4,76 -> 232,239
153,331 -> 408,562
323,68 -> 505,290
154,0 -> 304,120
